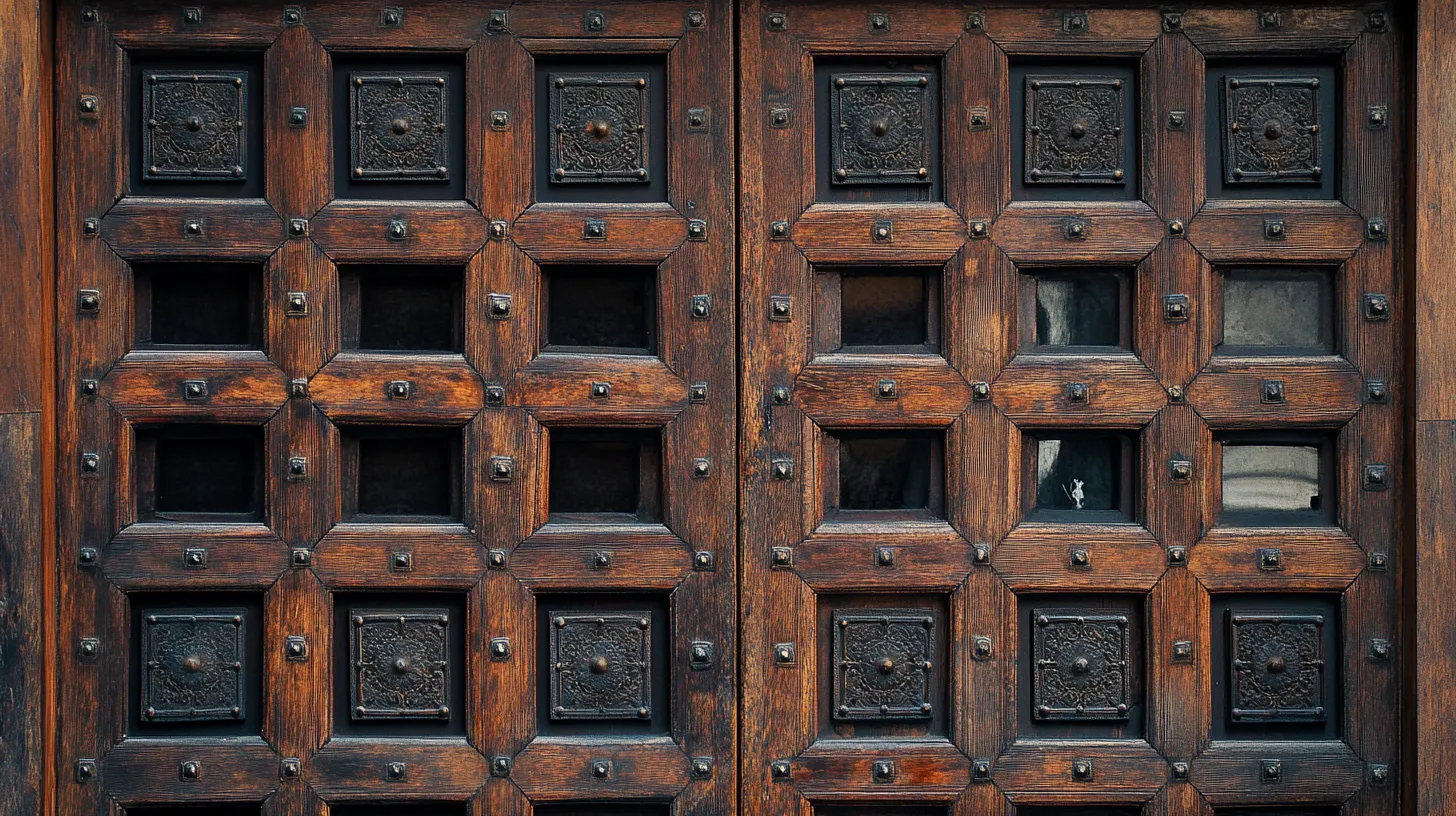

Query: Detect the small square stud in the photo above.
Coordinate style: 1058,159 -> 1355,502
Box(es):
1172,640 -> 1193,663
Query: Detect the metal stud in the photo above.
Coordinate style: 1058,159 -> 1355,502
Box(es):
771,458 -> 794,481
287,218 -> 308,238
1366,218 -> 1389,241
584,10 -> 606,32
488,220 -> 508,240
692,458 -> 712,479
693,550 -> 715,570
769,108 -> 790,129
969,220 -> 989,239
78,94 -> 99,119
1367,104 -> 1389,130
1167,109 -> 1187,130
1261,759 -> 1282,783
286,291 -> 308,315
491,756 -> 511,777
1370,551 -> 1389,571
1063,218 -> 1088,240
391,551 -> 413,572
690,641 -> 715,669
691,756 -> 714,779
868,11 -> 890,32
78,637 -> 99,658
386,219 -> 407,241
1370,638 -> 1391,662
74,759 -> 97,784
1162,11 -> 1182,31
183,219 -> 205,238
1170,458 -> 1193,483
1164,294 -> 1189,322
972,543 -> 991,565
972,635 -> 993,660
686,10 -> 706,28
380,7 -> 403,27
489,637 -> 511,660
1368,10 -> 1388,31
876,379 -> 898,399
78,289 -> 100,313
82,217 -> 99,237
1172,640 -> 1194,663
487,549 -> 508,570
773,642 -> 796,665
771,547 -> 793,568
80,379 -> 98,397
872,219 -> 893,243
1066,381 -> 1089,404
1171,760 -> 1190,780
280,757 -> 301,780
489,456 -> 515,482
589,550 -> 613,570
285,635 -> 308,661
1168,384 -> 1185,402
183,547 -> 207,569
590,381 -> 611,399
1365,293 -> 1391,320
283,6 -> 303,25
1370,763 -> 1390,785
688,219 -> 708,241
1364,463 -> 1390,491
290,378 -> 309,399
1263,219 -> 1286,240
387,380 -> 412,399
690,382 -> 708,403
1259,379 -> 1285,404
291,548 -> 312,567
583,218 -> 607,239
485,384 -> 505,406
1071,758 -> 1094,782
872,759 -> 896,783
770,219 -> 790,238
78,547 -> 98,567
1258,10 -> 1281,30
1168,218 -> 1186,236
771,385 -> 791,405
1168,546 -> 1188,566
1257,547 -> 1284,571
180,760 -> 202,781
385,761 -> 406,781
687,107 -> 708,129
488,293 -> 513,319
766,11 -> 787,31
965,11 -> 985,30
1063,10 -> 1088,33
1366,379 -> 1389,403
489,111 -> 510,131
691,294 -> 712,319
182,379 -> 208,401
769,295 -> 792,321
486,9 -> 508,32
80,452 -> 100,475
288,106 -> 308,128
969,106 -> 990,130
771,759 -> 791,779
182,7 -> 202,25
80,6 -> 99,24
875,546 -> 895,568
1069,547 -> 1091,569
972,381 -> 991,401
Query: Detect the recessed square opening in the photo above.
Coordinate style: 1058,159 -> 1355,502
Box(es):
340,265 -> 463,353
814,57 -> 942,203
341,427 -> 462,522
1023,431 -> 1136,523
1217,267 -> 1336,355
1218,432 -> 1335,526
1016,808 -> 1143,816
534,806 -> 671,816
548,428 -> 662,522
543,266 -> 657,354
1016,594 -> 1144,740
1211,594 -> 1341,741
535,593 -> 670,736
1020,269 -> 1130,350
332,592 -> 467,738
128,592 -> 263,738
816,593 -> 948,741
134,263 -> 262,349
1214,809 -> 1340,816
825,431 -> 944,520
125,807 -> 262,816
1010,60 -> 1139,202
135,425 -> 263,522
815,268 -> 941,353
329,806 -> 468,816
815,805 -> 949,815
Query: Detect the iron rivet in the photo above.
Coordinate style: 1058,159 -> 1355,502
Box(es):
1063,219 -> 1088,240
969,107 -> 989,130
972,636 -> 992,660
182,7 -> 202,25
770,219 -> 790,238
771,458 -> 794,481
1168,385 -> 1185,402
78,547 -> 98,566
285,635 -> 308,661
971,381 -> 991,401
80,379 -> 98,397
872,220 -> 893,243
965,12 -> 985,30
694,550 -> 715,570
182,379 -> 208,400
80,6 -> 99,23
1261,759 -> 1282,782
591,759 -> 611,778
183,219 -> 204,237
692,458 -> 712,479
288,218 -> 308,237
1370,551 -> 1389,571
286,291 -> 307,314
82,217 -> 99,236
1162,11 -> 1182,31
492,756 -> 511,777
78,289 -> 101,313
868,12 -> 890,32
876,379 -> 898,399
485,384 -> 505,406
283,6 -> 303,25
1170,459 -> 1193,482
688,219 -> 708,240
585,9 -> 606,32
184,547 -> 207,568
385,761 -> 406,781
280,758 -> 301,780
773,642 -> 796,665
291,548 -> 311,567
769,108 -> 790,128
489,110 -> 509,131
381,7 -> 403,27
1365,293 -> 1391,320
771,759 -> 791,779
1258,10 -> 1280,29
387,380 -> 411,399
1371,763 -> 1390,785
971,757 -> 991,780
591,550 -> 613,569
490,456 -> 514,482
584,218 -> 607,239
691,757 -> 713,778
488,293 -> 513,319
970,220 -> 989,239
1367,218 -> 1388,241
1258,548 -> 1284,571
972,543 -> 991,565
78,637 -> 99,657
1168,109 -> 1187,129
872,759 -> 896,782
1370,638 -> 1391,661
486,9 -> 508,32
1367,104 -> 1389,129
688,107 -> 707,129
290,378 -> 309,399
590,381 -> 611,399
1264,219 -> 1286,240
687,10 -> 705,28
771,385 -> 791,405
1171,760 -> 1190,780
766,11 -> 787,31
391,551 -> 412,572
771,547 -> 793,568
74,759 -> 97,783
1066,381 -> 1089,404
487,549 -> 508,569
691,294 -> 712,318
1168,546 -> 1188,566
488,220 -> 508,240
78,94 -> 99,117
489,638 -> 511,659
1364,463 -> 1390,490
1063,10 -> 1088,32
875,546 -> 895,567
1367,380 -> 1389,403
1260,379 -> 1285,404
180,760 -> 201,780
1070,548 -> 1091,568
1172,640 -> 1193,663
1072,758 -> 1093,781
1368,10 -> 1388,31
1168,219 -> 1185,236
386,219 -> 407,240
1164,294 -> 1189,321
769,295 -> 792,321
80,452 -> 100,474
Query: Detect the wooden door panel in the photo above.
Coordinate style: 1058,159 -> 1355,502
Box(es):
54,2 -> 736,815
739,4 -> 1402,816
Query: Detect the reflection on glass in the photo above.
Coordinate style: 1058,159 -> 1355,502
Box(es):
1035,276 -> 1120,346
838,433 -> 933,510
1222,270 -> 1332,351
1221,444 -> 1321,515
1035,436 -> 1121,513
841,273 -> 927,346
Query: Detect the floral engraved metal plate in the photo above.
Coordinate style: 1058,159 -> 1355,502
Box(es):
350,609 -> 452,720
1230,613 -> 1326,721
141,609 -> 246,721
549,611 -> 652,719
142,72 -> 247,180
832,608 -> 935,720
830,73 -> 933,185
1033,611 -> 1131,721
1222,76 -> 1323,184
1024,76 -> 1125,184
549,73 -> 650,183
349,73 -> 450,180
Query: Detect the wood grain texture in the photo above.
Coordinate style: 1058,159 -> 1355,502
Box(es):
0,416 -> 45,815
512,203 -> 687,264
101,198 -> 285,261
991,201 -> 1166,266
310,201 -> 489,264
1186,356 -> 1364,428
309,352 -> 483,425
793,203 -> 968,265
510,736 -> 690,801
796,354 -> 970,428
991,352 -> 1166,427
1186,200 -> 1366,264
1188,740 -> 1364,804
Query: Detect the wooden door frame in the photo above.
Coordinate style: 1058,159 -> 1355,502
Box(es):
0,1 -> 1451,814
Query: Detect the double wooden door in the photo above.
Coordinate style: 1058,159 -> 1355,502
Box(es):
52,1 -> 1403,814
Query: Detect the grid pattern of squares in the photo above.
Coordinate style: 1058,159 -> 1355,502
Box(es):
54,0 -> 735,813
740,3 -> 1401,814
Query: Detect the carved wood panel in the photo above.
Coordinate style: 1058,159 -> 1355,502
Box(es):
739,3 -> 1402,815
53,1 -> 736,814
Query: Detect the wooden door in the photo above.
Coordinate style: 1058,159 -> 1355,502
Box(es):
52,1 -> 736,814
738,3 -> 1403,816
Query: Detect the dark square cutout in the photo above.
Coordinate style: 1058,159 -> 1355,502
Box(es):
125,808 -> 262,816
332,57 -> 466,201
341,265 -> 463,353
1020,269 -> 1130,349
543,266 -> 656,353
329,805 -> 468,816
134,263 -> 262,349
1211,594 -> 1341,741
816,593 -> 948,741
536,593 -> 670,736
342,427 -> 461,522
136,425 -> 263,522
1205,61 -> 1338,200
1215,809 -> 1339,816
332,592 -> 467,737
815,268 -> 942,353
1017,808 -> 1143,816
1011,61 -> 1139,202
549,428 -> 662,522
534,806 -> 671,816
1017,594 -> 1144,740
1218,432 -> 1335,526
130,56 -> 264,199
827,431 -> 944,520
1024,431 -> 1136,523
1217,267 -> 1335,355
128,592 -> 263,738
816,807 -> 948,816
815,58 -> 942,203
535,57 -> 667,204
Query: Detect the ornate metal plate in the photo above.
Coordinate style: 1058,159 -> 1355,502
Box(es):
549,611 -> 652,719
1222,76 -> 1323,184
140,609 -> 247,721
349,73 -> 450,181
831,608 -> 935,720
1230,612 -> 1326,721
548,73 -> 650,183
349,609 -> 452,720
1032,611 -> 1131,721
1024,76 -> 1125,184
142,72 -> 247,180
829,73 -> 933,185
